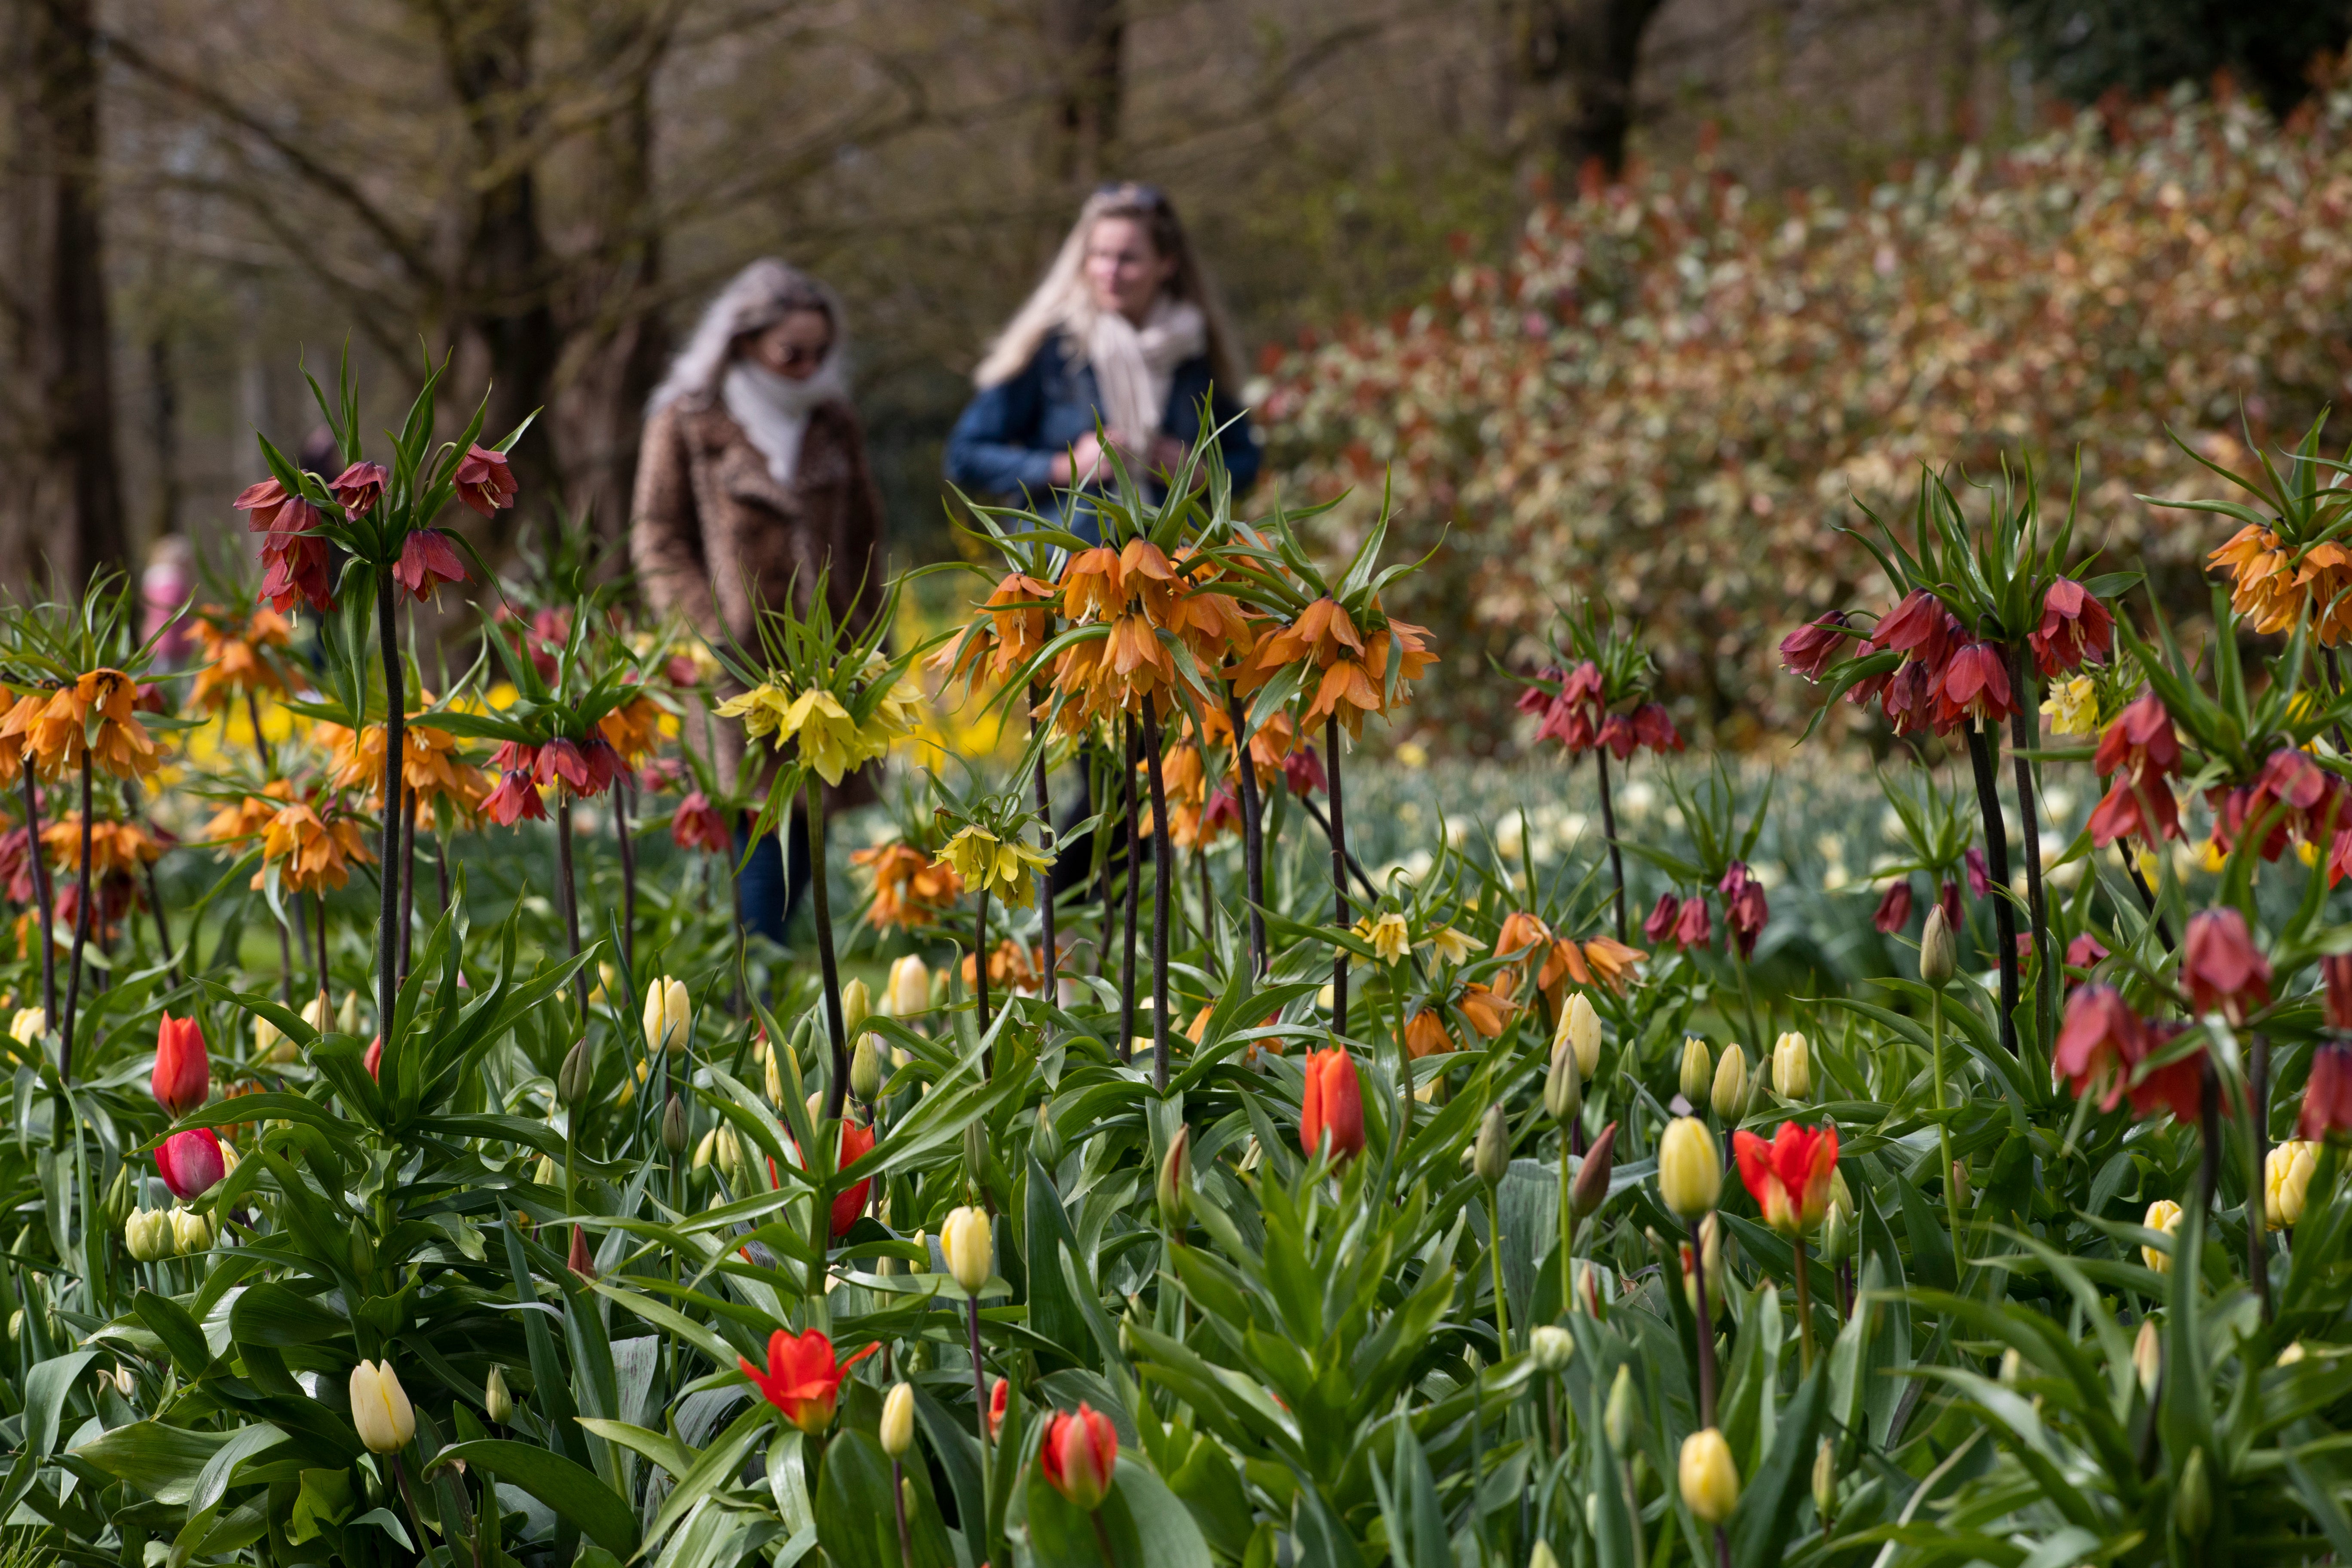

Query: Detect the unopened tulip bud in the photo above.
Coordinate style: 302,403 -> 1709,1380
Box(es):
1820,1203 -> 1850,1265
1530,1324 -> 1573,1372
881,1381 -> 916,1458
887,954 -> 931,1017
1657,1116 -> 1721,1219
693,1127 -> 718,1170
171,1205 -> 214,1256
1679,1427 -> 1740,1524
2267,1139 -> 2319,1229
850,1037 -> 882,1104
643,976 -> 690,1056
2280,1339 -> 2308,1366
1604,1364 -> 1635,1449
2176,1446 -> 2212,1540
1573,1121 -> 1619,1219
558,1039 -> 591,1108
1564,992 -> 1602,1078
962,1119 -> 989,1186
484,1366 -> 514,1424
1529,1544 -> 1561,1568
2134,1317 -> 2162,1392
1032,1099 -> 1063,1168
1474,1103 -> 1511,1188
1544,1038 -> 1581,1126
349,1360 -> 417,1454
765,1044 -> 788,1106
1772,1031 -> 1811,1100
1710,1046 -> 1748,1122
337,990 -> 361,1036
717,1129 -> 744,1181
123,1208 -> 171,1262
1999,1347 -> 2024,1387
842,978 -> 872,1039
254,1014 -> 291,1064
301,994 -> 330,1034
662,1095 -> 689,1157
104,1165 -> 135,1228
1158,1127 -> 1191,1231
941,1205 -> 992,1294
1811,1436 -> 1836,1525
1678,1038 -> 1713,1104
1951,1160 -> 1972,1212
1920,905 -> 1957,988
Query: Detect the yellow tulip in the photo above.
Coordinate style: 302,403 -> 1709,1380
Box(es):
642,975 -> 691,1056
1679,1427 -> 1740,1524
349,1360 -> 417,1454
1772,1031 -> 1810,1100
881,1381 -> 916,1458
941,1205 -> 992,1294
887,955 -> 931,1017
1658,1116 -> 1722,1220
2267,1140 -> 2319,1229
2142,1198 -> 2183,1273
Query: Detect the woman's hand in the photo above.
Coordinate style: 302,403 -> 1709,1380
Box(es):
1049,432 -> 1108,486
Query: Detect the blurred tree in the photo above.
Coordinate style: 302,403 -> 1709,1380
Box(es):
1,0 -> 129,587
1994,0 -> 2352,110
1503,0 -> 1670,187
1045,0 -> 1124,185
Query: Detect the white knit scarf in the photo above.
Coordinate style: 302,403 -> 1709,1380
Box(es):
1086,297 -> 1206,448
721,356 -> 846,486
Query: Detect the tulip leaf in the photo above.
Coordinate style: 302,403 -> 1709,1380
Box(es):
1015,1455 -> 1212,1568
812,1426 -> 956,1568
24,1349 -> 98,1458
134,1288 -> 212,1377
426,1439 -> 637,1556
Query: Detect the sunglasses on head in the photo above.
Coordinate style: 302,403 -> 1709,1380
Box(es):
1095,181 -> 1167,210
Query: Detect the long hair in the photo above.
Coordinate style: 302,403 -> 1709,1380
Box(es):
649,258 -> 850,413
974,183 -> 1243,394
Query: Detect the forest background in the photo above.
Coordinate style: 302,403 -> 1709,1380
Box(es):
5,0 -> 2346,752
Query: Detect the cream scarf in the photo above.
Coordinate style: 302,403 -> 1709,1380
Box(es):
1086,297 -> 1206,449
722,357 -> 847,486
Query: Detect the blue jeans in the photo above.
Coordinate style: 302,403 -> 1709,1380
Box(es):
735,806 -> 811,946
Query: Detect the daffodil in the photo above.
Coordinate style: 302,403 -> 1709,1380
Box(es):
938,825 -> 1053,909
1351,911 -> 1411,966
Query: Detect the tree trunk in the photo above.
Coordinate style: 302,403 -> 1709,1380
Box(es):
1503,0 -> 1667,193
1043,0 -> 1124,187
1,0 -> 127,588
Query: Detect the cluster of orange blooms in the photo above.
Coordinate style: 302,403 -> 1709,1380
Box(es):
2210,526 -> 2352,645
962,938 -> 1049,996
41,815 -> 167,877
851,841 -> 966,931
1495,910 -> 1645,1005
318,714 -> 489,828
598,693 -> 666,770
205,779 -> 374,895
1147,707 -> 1307,851
188,608 -> 292,711
0,671 -> 160,784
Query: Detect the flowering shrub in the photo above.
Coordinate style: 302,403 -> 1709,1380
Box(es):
1261,83 -> 2352,742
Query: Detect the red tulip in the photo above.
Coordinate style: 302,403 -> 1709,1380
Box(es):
671,792 -> 732,854
1871,879 -> 1915,934
1672,894 -> 1712,950
2053,983 -> 2147,1111
482,769 -> 546,826
157,1126 -> 226,1199
2028,579 -> 2113,677
2180,908 -> 2271,1025
328,460 -> 388,518
1779,612 -> 1850,681
1038,1403 -> 1118,1511
738,1327 -> 879,1435
2093,691 -> 2180,785
987,1376 -> 1009,1441
364,1035 -> 383,1080
830,1120 -> 876,1240
1300,1047 -> 1364,1163
2325,954 -> 2352,1032
453,444 -> 519,518
1642,892 -> 1679,944
1935,642 -> 2017,730
1632,701 -> 1685,753
391,529 -> 469,604
152,1012 -> 209,1118
1733,1122 -> 1840,1236
2300,1042 -> 2352,1139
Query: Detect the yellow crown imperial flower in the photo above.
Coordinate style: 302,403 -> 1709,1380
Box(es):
938,825 -> 1053,910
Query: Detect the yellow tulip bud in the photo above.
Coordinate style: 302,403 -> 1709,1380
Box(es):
301,994 -> 330,1034
1657,1116 -> 1722,1220
7,1007 -> 43,1047
643,976 -> 691,1057
1772,1031 -> 1810,1101
1473,1103 -> 1510,1188
1920,905 -> 1956,988
940,1205 -> 992,1295
1709,1046 -> 1748,1122
765,1045 -> 787,1106
123,1208 -> 172,1262
842,978 -> 873,1038
1563,992 -> 1602,1079
1544,1037 -> 1582,1125
2142,1198 -> 2183,1274
1530,1324 -> 1573,1373
881,1381 -> 916,1458
337,989 -> 361,1036
2134,1317 -> 2162,1392
1604,1364 -> 1635,1450
887,955 -> 932,1018
851,1037 -> 883,1104
349,1360 -> 417,1454
170,1205 -> 214,1256
485,1366 -> 514,1424
1678,1038 -> 1713,1104
1678,1427 -> 1740,1525
2278,1339 -> 2307,1366
2267,1139 -> 2319,1230
1811,1435 -> 1836,1525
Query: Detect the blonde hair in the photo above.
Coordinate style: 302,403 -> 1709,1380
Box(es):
974,184 -> 1243,393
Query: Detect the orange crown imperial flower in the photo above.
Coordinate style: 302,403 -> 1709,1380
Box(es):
32,671 -> 159,779
254,800 -> 375,894
1734,1122 -> 1841,1236
852,840 -> 965,930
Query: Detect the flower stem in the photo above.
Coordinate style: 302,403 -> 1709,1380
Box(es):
396,785 -> 416,982
892,1457 -> 913,1568
2007,648 -> 2052,1055
1143,707 -> 1174,1092
973,887 -> 993,1045
555,791 -> 584,1022
1327,717 -> 1350,1037
1118,718 -> 1139,1063
966,1293 -> 991,1520
1558,1137 -> 1576,1314
1932,986 -> 1962,1274
1031,686 -> 1056,1002
1963,722 -> 2019,1056
1487,1188 -> 1511,1352
614,778 -> 637,974
1224,688 -> 1268,979
2248,1032 -> 2273,1324
1594,748 -> 1627,943
807,774 -> 848,1121
374,567 -> 404,1053
1792,1233 -> 1816,1377
59,753 -> 93,1081
21,769 -> 55,1020
1685,1215 -> 1719,1427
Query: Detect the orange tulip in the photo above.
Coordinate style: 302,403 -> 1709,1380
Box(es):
1300,1047 -> 1365,1162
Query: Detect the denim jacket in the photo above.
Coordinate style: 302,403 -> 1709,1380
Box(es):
943,335 -> 1261,510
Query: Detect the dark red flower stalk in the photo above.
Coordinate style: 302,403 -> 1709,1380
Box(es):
2325,954 -> 2352,1031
